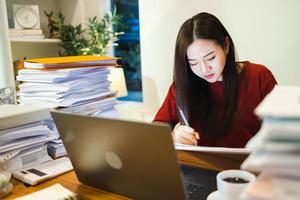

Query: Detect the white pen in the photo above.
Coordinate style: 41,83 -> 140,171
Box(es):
177,106 -> 190,127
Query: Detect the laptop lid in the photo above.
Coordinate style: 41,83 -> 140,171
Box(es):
51,111 -> 187,200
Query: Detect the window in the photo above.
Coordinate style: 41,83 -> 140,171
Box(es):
112,0 -> 142,102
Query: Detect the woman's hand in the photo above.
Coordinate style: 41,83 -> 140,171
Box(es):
172,123 -> 200,145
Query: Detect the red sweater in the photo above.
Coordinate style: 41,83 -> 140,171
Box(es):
153,61 -> 277,147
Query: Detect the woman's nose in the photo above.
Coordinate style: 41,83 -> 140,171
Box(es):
201,62 -> 212,73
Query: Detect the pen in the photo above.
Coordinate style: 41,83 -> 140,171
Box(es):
177,106 -> 190,127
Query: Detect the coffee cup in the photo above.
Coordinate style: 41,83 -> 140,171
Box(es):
216,170 -> 256,200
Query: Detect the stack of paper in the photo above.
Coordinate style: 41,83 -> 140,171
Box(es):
47,139 -> 67,159
241,86 -> 300,200
0,120 -> 58,172
0,105 -> 59,173
16,56 -> 120,116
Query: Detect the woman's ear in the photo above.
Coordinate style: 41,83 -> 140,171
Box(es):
224,37 -> 230,54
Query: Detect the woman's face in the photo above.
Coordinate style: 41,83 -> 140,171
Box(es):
187,38 -> 228,83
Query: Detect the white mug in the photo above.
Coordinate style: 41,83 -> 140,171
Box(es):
216,170 -> 256,200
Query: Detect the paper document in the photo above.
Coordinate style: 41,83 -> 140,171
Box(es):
15,183 -> 77,200
0,134 -> 58,154
175,143 -> 252,154
17,69 -> 109,83
18,90 -> 115,108
0,124 -> 50,146
19,79 -> 109,93
18,66 -> 109,75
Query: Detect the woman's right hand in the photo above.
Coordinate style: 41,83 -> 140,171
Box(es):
172,123 -> 200,146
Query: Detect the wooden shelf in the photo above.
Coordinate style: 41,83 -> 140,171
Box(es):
10,38 -> 61,43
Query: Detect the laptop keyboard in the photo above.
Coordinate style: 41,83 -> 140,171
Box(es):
184,182 -> 204,199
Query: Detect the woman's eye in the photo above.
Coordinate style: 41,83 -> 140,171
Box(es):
190,63 -> 197,66
207,56 -> 215,61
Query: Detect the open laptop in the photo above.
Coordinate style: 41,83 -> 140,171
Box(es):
51,111 -> 218,200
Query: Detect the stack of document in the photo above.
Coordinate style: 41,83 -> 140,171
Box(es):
0,120 -> 58,172
47,139 -> 67,159
16,56 -> 119,116
0,105 -> 59,172
241,86 -> 300,200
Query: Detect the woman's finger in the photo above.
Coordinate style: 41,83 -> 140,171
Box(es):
180,131 -> 198,145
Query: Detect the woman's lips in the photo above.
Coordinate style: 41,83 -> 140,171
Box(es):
204,73 -> 215,79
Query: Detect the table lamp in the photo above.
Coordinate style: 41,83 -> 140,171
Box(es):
108,67 -> 128,97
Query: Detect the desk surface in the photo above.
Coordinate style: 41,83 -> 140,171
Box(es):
4,151 -> 247,199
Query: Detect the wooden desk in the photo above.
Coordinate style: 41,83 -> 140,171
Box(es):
4,151 -> 247,199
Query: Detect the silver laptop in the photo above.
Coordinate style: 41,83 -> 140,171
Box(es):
51,111 -> 217,200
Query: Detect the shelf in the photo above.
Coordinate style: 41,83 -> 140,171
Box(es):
10,38 -> 61,43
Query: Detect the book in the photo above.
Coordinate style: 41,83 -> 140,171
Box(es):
21,55 -> 118,69
255,85 -> 300,118
9,28 -> 43,35
10,35 -> 45,40
242,173 -> 300,200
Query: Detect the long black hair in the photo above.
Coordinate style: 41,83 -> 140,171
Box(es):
174,12 -> 239,138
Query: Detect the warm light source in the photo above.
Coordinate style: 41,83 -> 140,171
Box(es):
108,67 -> 128,97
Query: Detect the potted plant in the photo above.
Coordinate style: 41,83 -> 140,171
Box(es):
45,7 -> 123,56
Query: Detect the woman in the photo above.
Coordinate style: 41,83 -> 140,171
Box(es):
153,12 -> 277,148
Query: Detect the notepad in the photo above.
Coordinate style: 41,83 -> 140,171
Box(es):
15,184 -> 77,200
175,143 -> 252,154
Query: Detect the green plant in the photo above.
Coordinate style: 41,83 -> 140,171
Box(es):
49,6 -> 123,56
59,24 -> 89,56
84,7 -> 124,55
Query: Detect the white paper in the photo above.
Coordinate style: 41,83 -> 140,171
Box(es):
19,78 -> 103,90
175,143 -> 252,154
61,97 -> 117,114
18,90 -> 115,108
0,125 -> 50,146
17,68 -> 109,83
18,66 -> 109,76
18,85 -> 110,99
19,79 -> 109,94
15,183 -> 76,200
